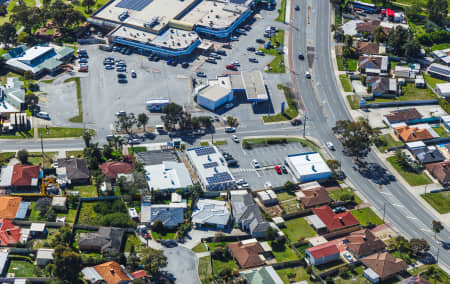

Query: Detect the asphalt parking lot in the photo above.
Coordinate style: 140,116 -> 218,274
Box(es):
218,141 -> 309,191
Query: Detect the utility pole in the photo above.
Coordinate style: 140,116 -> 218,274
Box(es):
40,133 -> 45,169
436,244 -> 440,265
303,112 -> 307,137
424,184 -> 428,195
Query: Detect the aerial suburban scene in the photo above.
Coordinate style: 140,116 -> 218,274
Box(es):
0,0 -> 449,283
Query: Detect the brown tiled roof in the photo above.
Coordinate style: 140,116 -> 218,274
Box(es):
0,196 -> 22,219
99,161 -> 134,179
361,252 -> 407,280
93,261 -> 131,284
395,126 -> 433,142
228,240 -> 265,268
357,42 -> 380,55
400,275 -> 432,284
426,161 -> 450,185
359,56 -> 383,70
345,229 -> 386,257
357,20 -> 381,33
11,165 -> 40,186
300,187 -> 333,208
384,108 -> 422,123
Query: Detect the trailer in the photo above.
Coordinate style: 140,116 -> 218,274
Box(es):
146,98 -> 170,112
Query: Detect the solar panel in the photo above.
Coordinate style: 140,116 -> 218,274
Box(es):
203,162 -> 218,169
195,147 -> 216,156
115,0 -> 153,11
206,172 -> 233,184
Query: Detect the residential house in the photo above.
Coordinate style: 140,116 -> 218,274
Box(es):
230,190 -> 270,238
394,65 -> 411,78
82,261 -> 132,284
296,186 -> 333,209
358,55 -> 389,75
99,161 -> 134,181
257,190 -> 278,206
344,229 -> 386,258
356,20 -> 381,34
305,243 -> 340,266
30,223 -> 47,238
436,83 -> 450,98
361,252 -> 408,283
51,196 -> 67,212
400,275 -> 431,284
240,266 -> 283,284
383,108 -> 422,126
411,146 -> 445,165
228,239 -> 270,269
145,203 -> 186,229
36,248 -> 54,266
427,63 -> 450,82
0,219 -> 21,247
285,152 -> 332,183
0,196 -> 23,219
357,42 -> 380,55
144,161 -> 193,191
309,205 -> 360,234
78,227 -> 124,253
0,165 -> 41,192
56,158 -> 90,186
0,77 -> 25,119
366,76 -> 397,98
394,125 -> 434,143
191,199 -> 230,229
426,161 -> 450,186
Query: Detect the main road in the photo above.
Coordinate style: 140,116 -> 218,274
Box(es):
291,0 -> 449,271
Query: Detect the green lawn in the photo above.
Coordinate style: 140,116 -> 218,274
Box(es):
200,141 -> 210,146
276,266 -> 311,283
152,231 -> 176,240
38,127 -> 94,138
328,187 -> 362,204
259,30 -> 285,73
433,126 -> 448,138
376,134 -> 404,153
125,233 -> 142,252
243,138 -> 319,152
373,83 -> 436,103
339,75 -> 352,92
275,0 -> 286,22
28,202 -> 45,221
346,95 -> 360,110
0,152 -> 15,166
193,242 -> 208,253
387,156 -> 432,186
211,257 -> 238,275
421,191 -> 450,214
270,242 -> 299,262
336,56 -> 358,71
65,77 -> 83,123
28,151 -> 58,168
409,265 -> 449,284
66,150 -> 84,158
207,242 -> 233,251
0,129 -> 34,139
128,146 -> 147,154
56,209 -> 77,223
281,218 -> 317,242
78,202 -> 100,225
72,185 -> 97,197
281,199 -> 301,214
351,208 -> 383,226
8,260 -> 35,277
198,256 -> 212,284
263,84 -> 298,122
277,192 -> 296,202
424,74 -> 446,89
431,43 -> 450,51
213,140 -> 227,146
332,265 -> 372,284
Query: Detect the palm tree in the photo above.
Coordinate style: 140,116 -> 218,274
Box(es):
331,24 -> 337,33
112,135 -> 124,152
137,113 -> 149,132
432,220 -> 443,240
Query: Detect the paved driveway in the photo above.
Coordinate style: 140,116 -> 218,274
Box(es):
162,246 -> 200,284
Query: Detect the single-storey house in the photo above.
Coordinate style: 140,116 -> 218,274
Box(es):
358,55 -> 389,75
191,199 -> 230,229
229,239 -> 270,269
310,205 -> 360,233
362,252 -> 408,283
394,125 -> 434,143
240,266 -> 283,284
344,229 -> 386,258
0,219 -> 21,247
296,186 -> 333,209
146,203 -> 186,229
383,108 -> 422,126
0,165 -> 41,192
305,243 -> 340,266
366,76 -> 397,98
36,248 -> 54,266
411,146 -> 445,165
82,261 -> 132,284
357,42 -> 380,55
56,158 -> 90,186
30,223 -> 47,238
78,227 -> 124,253
426,161 -> 450,186
99,161 -> 134,181
399,275 -> 431,284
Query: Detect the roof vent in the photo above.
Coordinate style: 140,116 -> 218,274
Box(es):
306,155 -> 310,161
311,165 -> 316,172
110,269 -> 115,274
338,217 -> 345,225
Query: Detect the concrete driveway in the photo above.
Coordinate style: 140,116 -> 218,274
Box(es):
162,246 -> 200,284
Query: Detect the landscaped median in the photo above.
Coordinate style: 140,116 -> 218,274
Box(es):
263,84 -> 299,123
242,137 -> 320,153
259,30 -> 285,73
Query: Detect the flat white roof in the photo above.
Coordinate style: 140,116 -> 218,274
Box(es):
436,83 -> 450,94
30,223 -> 46,232
241,71 -> 268,100
286,152 -> 331,178
144,161 -> 193,191
186,146 -> 235,187
19,46 -> 53,62
37,248 -> 54,260
198,84 -> 232,102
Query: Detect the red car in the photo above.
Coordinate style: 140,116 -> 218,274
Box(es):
275,165 -> 282,174
226,64 -> 237,71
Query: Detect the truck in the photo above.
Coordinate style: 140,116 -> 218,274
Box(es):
146,98 -> 170,112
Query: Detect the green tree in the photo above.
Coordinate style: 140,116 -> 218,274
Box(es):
152,220 -> 164,233
373,26 -> 387,43
137,113 -> 149,132
432,220 -> 443,240
115,112 -> 137,135
0,23 -> 17,47
17,149 -> 29,164
82,0 -> 95,12
0,4 -> 7,16
265,227 -> 278,241
17,31 -> 30,43
46,245 -> 82,282
23,70 -> 33,81
36,197 -> 52,218
387,26 -> 410,56
428,0 -> 448,26
226,116 -> 239,127
83,143 -> 103,169
406,3 -> 424,23
403,39 -> 421,58
51,225 -> 73,247
409,238 -> 430,257
139,247 -> 167,276
10,5 -> 42,35
83,130 -> 92,147
127,245 -> 140,272
284,181 -> 296,194
161,103 -> 183,130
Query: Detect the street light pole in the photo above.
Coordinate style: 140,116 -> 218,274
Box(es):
383,202 -> 386,223
303,113 -> 307,137
424,184 -> 428,195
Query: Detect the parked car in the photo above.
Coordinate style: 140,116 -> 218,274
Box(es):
128,138 -> 141,145
117,73 -> 126,79
295,4 -> 300,10
305,71 -> 311,78
131,70 -> 137,78
249,58 -> 258,63
205,58 -> 217,64
232,135 -> 239,143
79,58 -> 88,64
252,159 -> 260,168
78,66 -> 88,72
226,64 -> 237,71
255,51 -> 265,56
79,53 -> 89,58
281,165 -> 288,174
209,53 -> 221,59
117,67 -> 126,72
264,182 -> 272,189
118,78 -> 128,84
232,61 -> 240,66
225,127 -> 236,133
105,64 -> 114,70
227,159 -> 238,167
116,111 -> 126,117
36,112 -> 50,119
181,62 -> 189,68
298,52 -> 304,60
256,38 -> 265,44
231,36 -> 239,41
216,49 -> 227,56
197,72 -> 207,77
291,118 -> 302,125
247,46 -> 256,52
274,165 -> 282,174
326,141 -> 335,150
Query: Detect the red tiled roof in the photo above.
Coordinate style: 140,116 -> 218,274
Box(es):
130,270 -> 146,279
11,165 -> 40,186
228,240 -> 265,268
300,187 -> 333,208
395,126 -> 433,142
306,243 -> 340,259
0,219 -> 21,246
94,261 -> 131,284
99,162 -> 134,179
312,206 -> 360,231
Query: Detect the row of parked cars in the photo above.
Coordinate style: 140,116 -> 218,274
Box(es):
78,49 -> 89,72
103,57 -> 137,83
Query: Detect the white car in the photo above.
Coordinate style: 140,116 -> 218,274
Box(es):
232,135 -> 240,143
232,61 -> 240,66
264,182 -> 272,189
326,141 -> 335,150
305,71 -> 311,79
252,159 -> 260,168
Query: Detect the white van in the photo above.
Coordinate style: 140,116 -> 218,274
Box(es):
36,112 -> 50,120
156,125 -> 164,132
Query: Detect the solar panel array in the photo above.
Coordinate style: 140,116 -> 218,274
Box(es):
430,65 -> 450,76
115,0 -> 153,11
203,162 -> 218,169
195,147 -> 216,156
206,172 -> 233,184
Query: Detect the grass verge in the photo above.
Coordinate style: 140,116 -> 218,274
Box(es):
346,95 -> 360,109
275,0 -> 286,22
38,127 -> 94,138
198,256 -> 212,284
421,191 -> 450,214
259,30 -> 285,73
263,84 -> 298,122
376,134 -> 404,153
339,74 -> 352,92
386,156 -> 432,186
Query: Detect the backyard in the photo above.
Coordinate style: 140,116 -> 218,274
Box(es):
387,156 -> 432,186
72,185 -> 97,197
331,265 -> 372,284
350,208 -> 383,226
7,259 -> 36,277
211,257 -> 238,276
421,191 -> 450,214
270,242 -> 299,262
277,192 -> 296,202
281,217 -> 317,242
433,126 -> 448,138
373,83 -> 436,103
424,74 -> 446,89
56,209 -> 77,223
276,266 -> 311,283
125,233 -> 142,252
281,199 -> 301,214
78,202 -> 100,225
151,230 -> 176,240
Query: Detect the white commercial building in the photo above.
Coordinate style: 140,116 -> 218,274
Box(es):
196,76 -> 234,111
285,152 -> 332,183
436,83 -> 450,98
191,199 -> 230,229
144,161 -> 193,191
186,146 -> 236,191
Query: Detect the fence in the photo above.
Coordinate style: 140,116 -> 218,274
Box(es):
322,226 -> 361,240
361,99 -> 439,109
271,259 -> 305,269
201,234 -> 251,243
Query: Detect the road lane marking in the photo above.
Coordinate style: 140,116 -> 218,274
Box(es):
380,191 -> 393,196
421,228 -> 432,233
406,216 -> 418,220
391,203 -> 405,208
